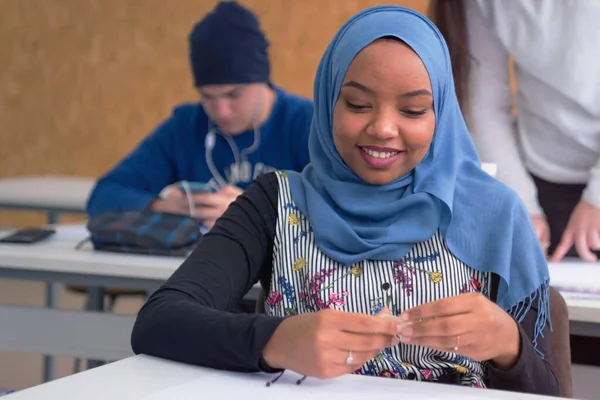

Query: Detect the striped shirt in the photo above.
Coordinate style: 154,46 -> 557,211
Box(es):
266,171 -> 490,386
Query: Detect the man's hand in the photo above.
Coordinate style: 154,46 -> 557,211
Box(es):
552,200 -> 600,262
531,214 -> 550,257
193,185 -> 243,229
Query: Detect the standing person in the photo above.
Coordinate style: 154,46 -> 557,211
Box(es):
429,0 -> 600,263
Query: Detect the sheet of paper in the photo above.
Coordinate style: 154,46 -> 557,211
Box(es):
142,370 -> 492,400
549,261 -> 600,294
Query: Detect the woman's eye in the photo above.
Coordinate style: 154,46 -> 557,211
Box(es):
345,100 -> 369,111
402,109 -> 427,117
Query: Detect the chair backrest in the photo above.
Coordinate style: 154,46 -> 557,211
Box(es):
256,289 -> 266,314
548,286 -> 573,398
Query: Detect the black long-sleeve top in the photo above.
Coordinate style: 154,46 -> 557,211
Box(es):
131,173 -> 559,396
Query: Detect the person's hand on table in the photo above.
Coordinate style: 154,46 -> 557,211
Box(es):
150,187 -> 190,215
193,185 -> 243,229
552,200 -> 600,262
531,214 -> 550,257
150,185 -> 242,229
398,293 -> 521,370
262,308 -> 399,379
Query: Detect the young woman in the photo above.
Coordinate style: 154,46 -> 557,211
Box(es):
429,0 -> 600,263
131,5 -> 558,395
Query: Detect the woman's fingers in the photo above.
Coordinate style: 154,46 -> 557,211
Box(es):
337,331 -> 400,352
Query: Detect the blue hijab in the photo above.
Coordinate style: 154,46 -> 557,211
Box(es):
287,6 -> 550,352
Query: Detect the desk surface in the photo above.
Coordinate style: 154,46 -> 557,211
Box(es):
1,225 -> 599,322
0,175 -> 94,212
0,225 -> 182,281
7,354 -> 560,400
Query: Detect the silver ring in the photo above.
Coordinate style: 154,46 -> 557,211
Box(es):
345,350 -> 353,365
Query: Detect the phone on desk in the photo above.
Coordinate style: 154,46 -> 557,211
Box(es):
176,181 -> 213,194
0,228 -> 56,244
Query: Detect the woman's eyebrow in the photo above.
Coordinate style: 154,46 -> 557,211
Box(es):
342,80 -> 373,94
402,89 -> 432,98
341,81 -> 432,99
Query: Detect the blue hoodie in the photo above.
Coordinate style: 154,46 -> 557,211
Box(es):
86,86 -> 312,218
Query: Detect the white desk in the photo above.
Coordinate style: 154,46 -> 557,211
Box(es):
548,261 -> 600,338
7,354 -> 564,400
1,225 -> 599,366
0,175 -> 94,220
0,225 -> 260,364
0,175 -> 95,382
0,226 -> 183,363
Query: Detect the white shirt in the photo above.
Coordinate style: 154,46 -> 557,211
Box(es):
466,0 -> 600,214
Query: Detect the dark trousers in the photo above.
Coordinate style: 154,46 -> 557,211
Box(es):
533,174 -> 600,366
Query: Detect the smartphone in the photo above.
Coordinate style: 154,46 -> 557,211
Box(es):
0,228 -> 56,244
176,181 -> 213,194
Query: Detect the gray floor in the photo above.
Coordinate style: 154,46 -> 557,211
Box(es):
0,278 -> 144,391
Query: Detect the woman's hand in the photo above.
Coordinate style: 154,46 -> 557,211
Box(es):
398,293 -> 521,369
262,308 -> 400,379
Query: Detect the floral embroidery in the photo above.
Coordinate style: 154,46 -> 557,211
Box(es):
370,298 -> 384,315
328,291 -> 349,309
379,370 -> 397,378
278,276 -> 296,303
288,214 -> 301,226
362,361 -> 380,376
406,252 -> 440,264
392,261 -> 416,296
284,308 -> 297,316
292,257 -> 306,271
304,268 -> 350,310
429,271 -> 443,284
460,277 -> 482,294
421,369 -> 433,380
267,291 -> 283,307
379,348 -> 408,378
470,276 -> 482,291
454,364 -> 468,374
305,268 -> 336,310
293,231 -> 306,244
370,282 -> 395,313
397,259 -> 443,285
283,202 -> 299,212
351,264 -> 363,277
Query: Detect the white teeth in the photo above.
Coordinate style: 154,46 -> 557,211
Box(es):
361,147 -> 398,159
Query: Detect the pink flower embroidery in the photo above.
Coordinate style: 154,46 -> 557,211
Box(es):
392,260 -> 415,296
328,291 -> 349,309
421,369 -> 433,380
268,291 -> 283,307
379,370 -> 397,378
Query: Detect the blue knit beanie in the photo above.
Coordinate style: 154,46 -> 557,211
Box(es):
189,1 -> 270,87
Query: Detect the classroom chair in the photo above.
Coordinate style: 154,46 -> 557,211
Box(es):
548,287 -> 573,398
255,287 -> 572,397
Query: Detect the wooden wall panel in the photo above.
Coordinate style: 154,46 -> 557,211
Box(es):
0,0 -> 428,227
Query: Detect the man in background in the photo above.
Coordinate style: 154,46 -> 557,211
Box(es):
86,1 -> 313,229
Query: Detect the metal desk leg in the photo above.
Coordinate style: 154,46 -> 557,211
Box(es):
43,211 -> 61,382
85,287 -> 107,370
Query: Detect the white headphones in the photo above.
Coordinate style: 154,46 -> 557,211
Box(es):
204,88 -> 267,188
